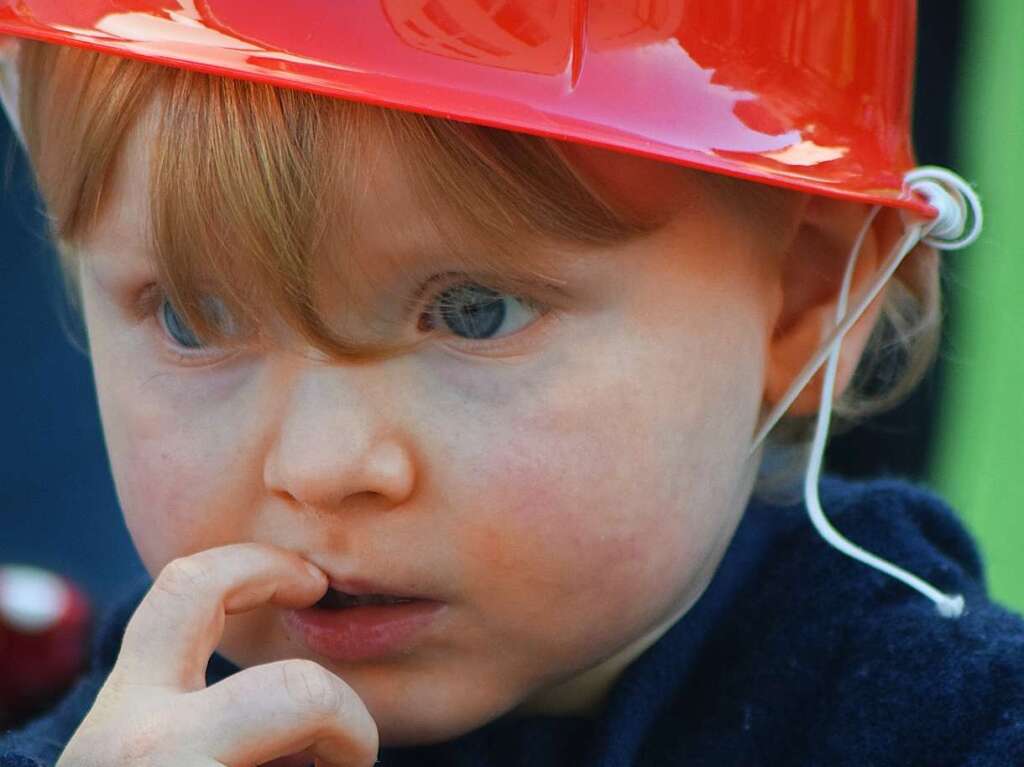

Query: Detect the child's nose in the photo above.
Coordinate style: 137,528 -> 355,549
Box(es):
261,363 -> 417,513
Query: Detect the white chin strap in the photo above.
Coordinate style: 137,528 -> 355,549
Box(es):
749,166 -> 983,620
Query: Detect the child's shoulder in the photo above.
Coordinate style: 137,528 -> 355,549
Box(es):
763,473 -> 989,604
689,474 -> 1024,764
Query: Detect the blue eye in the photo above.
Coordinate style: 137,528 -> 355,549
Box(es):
158,296 -> 237,351
423,282 -> 540,341
161,299 -> 203,349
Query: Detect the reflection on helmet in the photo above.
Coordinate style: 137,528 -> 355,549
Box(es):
0,0 -> 932,216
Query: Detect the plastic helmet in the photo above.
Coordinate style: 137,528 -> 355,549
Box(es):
0,0 -> 934,219
0,2 -> 985,620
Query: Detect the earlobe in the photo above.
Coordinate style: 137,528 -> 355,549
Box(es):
762,199 -> 900,418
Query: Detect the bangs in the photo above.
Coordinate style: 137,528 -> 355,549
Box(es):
18,41 -> 667,359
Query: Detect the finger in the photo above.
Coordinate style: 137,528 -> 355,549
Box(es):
57,737 -> 225,767
114,543 -> 327,691
184,659 -> 379,767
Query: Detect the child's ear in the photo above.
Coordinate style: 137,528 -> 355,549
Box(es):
762,195 -> 910,418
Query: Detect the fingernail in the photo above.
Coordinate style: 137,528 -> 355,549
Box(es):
305,561 -> 324,581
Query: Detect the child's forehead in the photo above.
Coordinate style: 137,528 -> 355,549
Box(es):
73,84 -> 781,364
559,142 -> 706,223
87,109 -> 436,262
340,140 -> 452,262
312,120 -> 704,265
77,105 -> 158,279
86,103 -> 571,290
281,136 -> 585,298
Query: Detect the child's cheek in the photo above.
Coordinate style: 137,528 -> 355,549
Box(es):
450,370 -> 703,652
98,368 -> 257,574
434,293 -> 760,664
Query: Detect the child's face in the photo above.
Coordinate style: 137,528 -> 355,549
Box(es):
76,113 -> 778,745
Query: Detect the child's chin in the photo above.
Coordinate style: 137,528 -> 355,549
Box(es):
375,703 -> 507,749
377,718 -> 460,748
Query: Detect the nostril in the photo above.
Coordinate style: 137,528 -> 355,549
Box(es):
270,488 -> 299,505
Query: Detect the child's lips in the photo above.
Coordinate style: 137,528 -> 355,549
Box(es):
314,589 -> 416,608
321,573 -> 433,601
282,566 -> 449,662
281,599 -> 448,663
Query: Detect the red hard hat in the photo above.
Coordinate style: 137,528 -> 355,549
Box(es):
0,0 -> 934,218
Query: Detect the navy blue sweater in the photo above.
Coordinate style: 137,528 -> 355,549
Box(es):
4,475 -> 1024,765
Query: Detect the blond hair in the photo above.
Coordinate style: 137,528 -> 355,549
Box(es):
15,41 -> 942,501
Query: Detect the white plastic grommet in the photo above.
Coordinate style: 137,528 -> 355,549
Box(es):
905,166 -> 983,250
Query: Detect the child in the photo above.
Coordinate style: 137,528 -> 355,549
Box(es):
1,2 -> 1022,765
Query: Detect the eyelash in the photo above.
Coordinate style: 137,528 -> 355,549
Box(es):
138,274 -> 562,364
133,286 -> 238,367
414,274 -> 558,354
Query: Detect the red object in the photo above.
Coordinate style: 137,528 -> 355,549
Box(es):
0,0 -> 934,218
0,565 -> 92,729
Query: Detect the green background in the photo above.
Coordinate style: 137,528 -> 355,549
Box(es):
931,0 -> 1024,611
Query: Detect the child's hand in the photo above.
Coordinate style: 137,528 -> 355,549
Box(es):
56,543 -> 380,767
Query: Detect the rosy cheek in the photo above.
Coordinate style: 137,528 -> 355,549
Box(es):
107,400 -> 232,571
112,446 -> 181,571
444,343 -> 717,652
456,421 -> 662,619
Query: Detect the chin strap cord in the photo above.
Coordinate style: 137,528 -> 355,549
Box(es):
749,166 -> 983,620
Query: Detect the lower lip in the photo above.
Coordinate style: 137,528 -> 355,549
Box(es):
281,600 -> 446,663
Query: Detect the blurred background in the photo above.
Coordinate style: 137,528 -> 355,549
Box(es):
0,0 -> 1021,617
